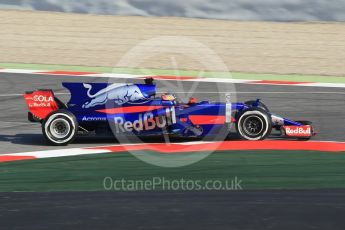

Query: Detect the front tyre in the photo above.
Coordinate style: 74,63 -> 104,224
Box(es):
236,108 -> 272,140
42,110 -> 78,146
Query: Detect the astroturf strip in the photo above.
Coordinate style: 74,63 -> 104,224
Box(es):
0,62 -> 344,83
0,150 -> 345,192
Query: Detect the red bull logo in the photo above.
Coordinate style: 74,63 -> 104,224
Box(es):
284,125 -> 312,137
113,108 -> 176,133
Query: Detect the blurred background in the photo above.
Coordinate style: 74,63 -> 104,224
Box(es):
1,0 -> 345,21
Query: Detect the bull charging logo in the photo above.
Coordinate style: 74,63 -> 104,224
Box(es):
82,83 -> 147,108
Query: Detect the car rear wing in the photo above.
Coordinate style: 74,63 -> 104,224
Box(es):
23,90 -> 59,121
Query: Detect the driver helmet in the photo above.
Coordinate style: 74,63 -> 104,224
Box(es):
161,93 -> 176,101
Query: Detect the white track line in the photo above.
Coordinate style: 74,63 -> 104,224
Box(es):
0,141 -> 211,159
0,93 -> 23,97
299,82 -> 345,88
0,69 -> 41,74
1,140 -> 345,161
2,148 -> 112,159
0,68 -> 345,88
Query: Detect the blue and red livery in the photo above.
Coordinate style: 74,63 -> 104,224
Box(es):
24,78 -> 315,145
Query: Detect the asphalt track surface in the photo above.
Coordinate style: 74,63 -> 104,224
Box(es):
1,190 -> 345,230
0,72 -> 344,154
0,73 -> 345,229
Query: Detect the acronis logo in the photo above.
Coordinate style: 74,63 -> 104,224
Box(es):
82,83 -> 147,108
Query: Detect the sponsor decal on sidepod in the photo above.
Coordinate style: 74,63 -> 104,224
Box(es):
284,126 -> 312,137
82,116 -> 107,121
113,109 -> 175,133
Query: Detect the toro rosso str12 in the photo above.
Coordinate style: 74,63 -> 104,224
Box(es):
24,78 -> 315,145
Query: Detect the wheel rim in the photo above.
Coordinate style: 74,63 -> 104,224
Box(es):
50,118 -> 70,139
243,115 -> 264,136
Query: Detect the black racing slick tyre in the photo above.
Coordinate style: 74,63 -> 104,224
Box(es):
42,110 -> 78,146
236,108 -> 272,141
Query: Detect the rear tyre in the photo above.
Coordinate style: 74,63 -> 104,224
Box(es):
236,108 -> 272,140
42,110 -> 78,146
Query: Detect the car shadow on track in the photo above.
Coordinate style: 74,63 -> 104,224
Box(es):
0,133 -> 245,147
0,133 -> 50,146
0,134 -> 123,146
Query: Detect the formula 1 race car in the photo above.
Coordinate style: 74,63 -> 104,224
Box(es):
24,78 -> 315,145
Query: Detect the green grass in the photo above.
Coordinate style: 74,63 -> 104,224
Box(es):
1,150 -> 345,192
0,62 -> 344,83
